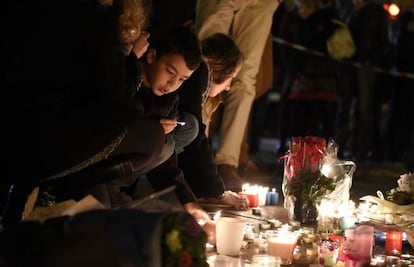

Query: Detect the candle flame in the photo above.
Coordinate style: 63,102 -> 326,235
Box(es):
213,210 -> 222,221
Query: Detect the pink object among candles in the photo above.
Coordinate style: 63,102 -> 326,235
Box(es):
344,225 -> 374,267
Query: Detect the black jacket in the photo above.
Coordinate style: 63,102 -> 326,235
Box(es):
3,0 -> 161,183
178,62 -> 226,198
135,86 -> 196,204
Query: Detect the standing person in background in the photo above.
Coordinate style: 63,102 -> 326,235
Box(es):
348,0 -> 391,162
278,0 -> 355,149
195,0 -> 281,192
386,7 -> 414,167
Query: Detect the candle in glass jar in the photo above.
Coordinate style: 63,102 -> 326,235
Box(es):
238,191 -> 258,207
265,188 -> 279,205
370,254 -> 386,267
385,231 -> 403,257
328,235 -> 345,262
258,186 -> 269,206
267,230 -> 299,265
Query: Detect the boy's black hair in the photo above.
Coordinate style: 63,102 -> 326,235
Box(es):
150,26 -> 202,70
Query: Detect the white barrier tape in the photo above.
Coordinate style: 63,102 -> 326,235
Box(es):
273,36 -> 414,80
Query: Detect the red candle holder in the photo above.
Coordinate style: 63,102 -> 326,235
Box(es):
385,231 -> 403,257
238,192 -> 258,207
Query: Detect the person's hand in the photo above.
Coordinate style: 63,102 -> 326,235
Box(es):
184,202 -> 216,244
159,118 -> 177,134
131,31 -> 150,58
203,220 -> 216,245
221,190 -> 249,210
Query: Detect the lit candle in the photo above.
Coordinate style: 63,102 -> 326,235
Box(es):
266,188 -> 279,205
370,254 -> 386,267
238,191 -> 258,207
317,238 -> 341,267
213,210 -> 222,221
266,230 -> 299,265
258,186 -> 269,206
251,254 -> 281,267
328,235 -> 346,262
385,231 -> 403,257
239,183 -> 259,207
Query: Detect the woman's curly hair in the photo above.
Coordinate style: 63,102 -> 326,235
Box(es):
99,0 -> 151,44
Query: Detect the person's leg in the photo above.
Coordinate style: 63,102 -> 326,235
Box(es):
174,112 -> 199,154
238,34 -> 273,176
355,65 -> 375,161
105,134 -> 175,207
215,0 -> 280,169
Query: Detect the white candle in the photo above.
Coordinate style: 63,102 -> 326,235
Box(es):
267,230 -> 299,264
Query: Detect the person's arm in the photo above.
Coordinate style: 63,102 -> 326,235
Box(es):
178,64 -> 226,198
146,153 -> 197,205
146,153 -> 217,244
178,64 -> 249,209
196,0 -> 236,39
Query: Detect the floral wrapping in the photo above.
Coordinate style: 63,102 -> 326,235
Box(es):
282,136 -> 355,224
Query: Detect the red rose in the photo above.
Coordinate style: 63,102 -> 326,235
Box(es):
177,250 -> 193,267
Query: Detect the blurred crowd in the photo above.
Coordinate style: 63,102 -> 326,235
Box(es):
266,0 -> 414,170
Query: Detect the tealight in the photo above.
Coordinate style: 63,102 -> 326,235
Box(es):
268,219 -> 282,228
261,223 -> 271,230
205,243 -> 215,252
251,254 -> 281,267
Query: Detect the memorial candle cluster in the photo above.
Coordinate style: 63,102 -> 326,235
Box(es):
238,184 -> 279,207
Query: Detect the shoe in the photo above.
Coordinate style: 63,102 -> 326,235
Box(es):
217,164 -> 243,192
238,160 -> 271,181
106,184 -> 133,207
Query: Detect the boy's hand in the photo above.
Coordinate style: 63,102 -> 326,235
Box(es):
132,31 -> 150,58
160,118 -> 177,134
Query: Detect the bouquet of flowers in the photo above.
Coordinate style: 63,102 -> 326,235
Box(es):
360,173 -> 414,224
162,212 -> 208,267
386,173 -> 414,205
282,137 -> 354,224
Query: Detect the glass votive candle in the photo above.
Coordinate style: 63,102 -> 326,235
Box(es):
266,230 -> 299,265
386,256 -> 400,267
306,248 -> 318,264
268,219 -> 282,228
398,259 -> 412,267
370,254 -> 386,267
385,230 -> 403,257
318,216 -> 334,233
251,254 -> 281,267
317,238 -> 341,267
238,191 -> 259,207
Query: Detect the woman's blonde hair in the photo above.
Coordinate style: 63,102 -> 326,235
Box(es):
118,0 -> 149,43
98,0 -> 150,44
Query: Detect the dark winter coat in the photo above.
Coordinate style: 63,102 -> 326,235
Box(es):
3,0 -> 160,183
178,62 -> 226,198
